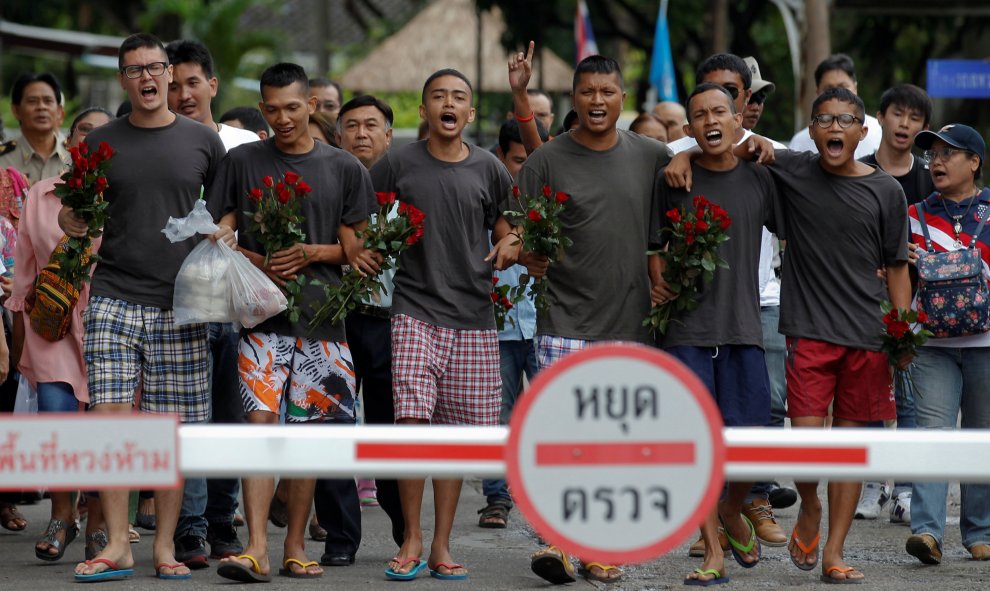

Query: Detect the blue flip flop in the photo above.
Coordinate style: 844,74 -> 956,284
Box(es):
157,562 -> 192,580
684,567 -> 731,586
429,562 -> 468,580
74,558 -> 135,583
722,514 -> 761,569
385,557 -> 427,581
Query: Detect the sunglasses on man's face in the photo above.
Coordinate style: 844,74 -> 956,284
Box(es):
748,92 -> 766,106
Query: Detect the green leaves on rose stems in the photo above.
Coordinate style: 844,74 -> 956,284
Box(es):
308,194 -> 425,332
504,185 -> 573,313
644,196 -> 732,336
880,301 -> 932,399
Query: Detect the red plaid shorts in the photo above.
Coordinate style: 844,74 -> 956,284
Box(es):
391,314 -> 501,425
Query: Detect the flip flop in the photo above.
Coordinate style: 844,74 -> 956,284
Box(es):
279,558 -> 322,579
579,562 -> 623,583
721,514 -> 761,569
684,567 -> 731,587
217,554 -> 271,583
73,558 -> 135,583
157,562 -> 192,580
385,556 -> 427,581
429,562 -> 467,580
789,524 -> 820,571
530,546 -> 576,584
820,565 -> 865,585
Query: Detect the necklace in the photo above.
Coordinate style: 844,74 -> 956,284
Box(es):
940,188 -> 980,243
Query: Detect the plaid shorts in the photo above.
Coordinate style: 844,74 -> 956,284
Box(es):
84,295 -> 210,422
536,335 -> 593,370
391,314 -> 500,425
238,332 -> 356,423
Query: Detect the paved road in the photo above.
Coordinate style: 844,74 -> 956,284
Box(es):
1,479 -> 986,590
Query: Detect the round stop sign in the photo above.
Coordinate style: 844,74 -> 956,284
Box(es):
506,343 -> 725,565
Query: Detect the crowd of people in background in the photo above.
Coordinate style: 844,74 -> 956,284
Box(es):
0,29 -> 987,586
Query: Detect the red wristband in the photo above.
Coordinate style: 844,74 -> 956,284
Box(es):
515,112 -> 535,123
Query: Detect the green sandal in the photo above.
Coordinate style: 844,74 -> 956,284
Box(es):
722,514 -> 761,568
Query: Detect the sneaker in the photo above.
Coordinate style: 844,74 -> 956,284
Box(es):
174,535 -> 209,569
206,522 -> 243,559
854,481 -> 889,520
889,492 -> 912,525
767,482 -> 798,510
742,498 -> 787,546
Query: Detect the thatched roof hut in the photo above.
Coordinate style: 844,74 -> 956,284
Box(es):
341,0 -> 574,93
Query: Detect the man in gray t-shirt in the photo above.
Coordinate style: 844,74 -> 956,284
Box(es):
61,33 -> 228,583
371,69 -> 519,582
518,55 -> 671,586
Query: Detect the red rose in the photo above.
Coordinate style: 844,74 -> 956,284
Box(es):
398,202 -> 408,215
414,227 -> 424,240
685,232 -> 695,245
695,220 -> 709,232
683,221 -> 694,233
97,141 -> 113,160
917,310 -> 929,323
555,191 -> 569,204
719,217 -> 732,230
277,188 -> 291,204
376,191 -> 396,206
492,276 -> 499,285
406,204 -> 426,227
275,181 -> 285,193
501,296 -> 513,310
528,209 -> 542,222
693,195 -> 709,208
490,292 -> 499,302
262,176 -> 274,188
69,146 -> 81,160
75,157 -> 89,173
295,181 -> 312,196
542,185 -> 553,198
888,321 -> 909,339
78,143 -> 89,156
512,186 -> 521,198
249,187 -> 263,202
94,176 -> 108,193
284,171 -> 300,185
666,208 -> 681,224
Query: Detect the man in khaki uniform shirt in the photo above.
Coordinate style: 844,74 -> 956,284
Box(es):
0,73 -> 70,185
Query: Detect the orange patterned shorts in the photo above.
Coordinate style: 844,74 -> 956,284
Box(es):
238,332 -> 356,423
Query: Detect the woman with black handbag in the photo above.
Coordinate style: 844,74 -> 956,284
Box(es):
905,123 -> 990,565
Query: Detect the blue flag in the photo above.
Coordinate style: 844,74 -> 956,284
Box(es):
648,0 -> 678,102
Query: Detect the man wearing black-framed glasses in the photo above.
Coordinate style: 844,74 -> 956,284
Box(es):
59,32 -> 228,584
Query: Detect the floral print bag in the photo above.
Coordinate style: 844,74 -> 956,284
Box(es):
916,199 -> 990,338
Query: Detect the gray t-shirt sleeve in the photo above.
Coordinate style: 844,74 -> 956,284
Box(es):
882,183 -> 910,265
341,157 -> 376,226
369,152 -> 396,195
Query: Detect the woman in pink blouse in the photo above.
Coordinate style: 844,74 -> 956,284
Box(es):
6,107 -> 112,562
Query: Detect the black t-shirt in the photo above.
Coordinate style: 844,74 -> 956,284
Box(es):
770,150 -> 909,350
211,138 -> 375,341
370,141 -> 513,330
859,153 -> 935,205
651,160 -> 781,348
86,115 -> 226,308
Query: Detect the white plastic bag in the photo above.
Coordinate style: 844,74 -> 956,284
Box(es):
220,241 -> 287,328
166,201 -> 232,325
13,374 -> 37,414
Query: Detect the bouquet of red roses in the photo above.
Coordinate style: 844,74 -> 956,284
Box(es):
491,275 -> 515,331
52,140 -> 115,288
505,184 -> 572,313
246,171 -> 312,322
880,302 -> 932,398
308,191 -> 425,330
644,195 -> 731,336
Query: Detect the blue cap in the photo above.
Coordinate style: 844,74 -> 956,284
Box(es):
915,123 -> 986,168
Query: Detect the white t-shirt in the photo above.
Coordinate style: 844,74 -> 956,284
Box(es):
788,113 -> 882,160
218,123 -> 260,152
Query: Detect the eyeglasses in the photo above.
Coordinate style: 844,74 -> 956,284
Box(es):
120,62 -> 168,79
748,91 -> 766,106
811,113 -> 862,129
923,147 -> 964,164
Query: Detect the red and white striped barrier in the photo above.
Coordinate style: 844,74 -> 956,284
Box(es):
179,424 -> 990,482
3,417 -> 989,490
